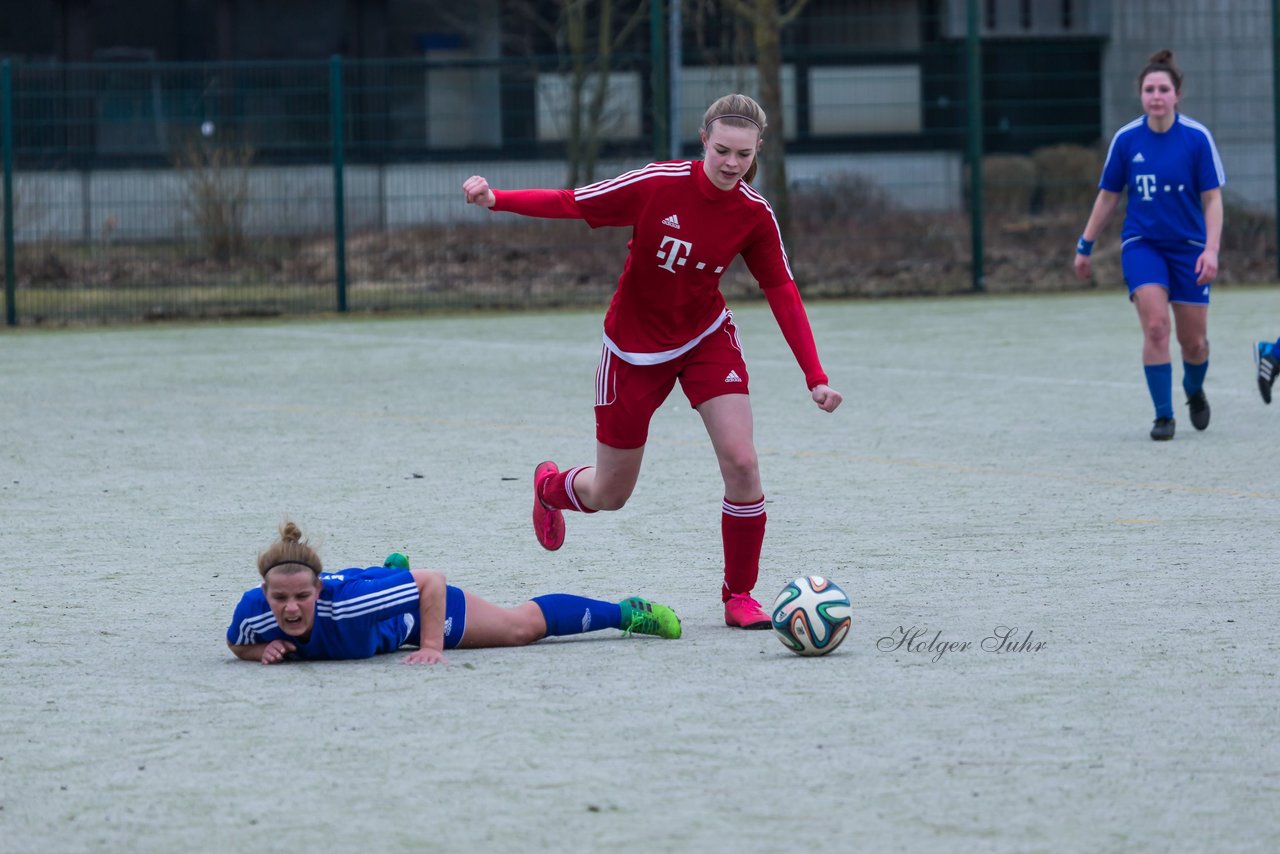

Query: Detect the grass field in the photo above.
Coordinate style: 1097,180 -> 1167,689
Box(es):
2,288 -> 1278,852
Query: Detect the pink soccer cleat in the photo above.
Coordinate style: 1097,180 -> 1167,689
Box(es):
724,592 -> 771,630
532,461 -> 565,551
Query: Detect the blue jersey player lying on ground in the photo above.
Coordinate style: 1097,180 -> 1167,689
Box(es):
226,520 -> 681,665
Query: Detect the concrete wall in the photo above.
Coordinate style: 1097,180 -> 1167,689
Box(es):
8,151 -> 964,244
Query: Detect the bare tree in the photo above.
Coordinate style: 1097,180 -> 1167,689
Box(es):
563,0 -> 649,185
712,0 -> 813,240
172,132 -> 254,264
507,0 -> 648,187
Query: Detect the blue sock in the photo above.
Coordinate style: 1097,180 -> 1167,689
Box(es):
532,594 -> 621,636
1182,359 -> 1208,397
1144,363 -> 1174,419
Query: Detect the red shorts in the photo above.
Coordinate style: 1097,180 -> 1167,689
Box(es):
594,318 -> 749,449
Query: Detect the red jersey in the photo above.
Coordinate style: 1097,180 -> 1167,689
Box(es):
491,161 -> 828,388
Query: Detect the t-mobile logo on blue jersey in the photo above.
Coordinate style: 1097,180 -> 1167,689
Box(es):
1135,174 -> 1158,201
656,235 -> 693,272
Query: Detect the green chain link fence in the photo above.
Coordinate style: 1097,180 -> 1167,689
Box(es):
2,3 -> 1276,327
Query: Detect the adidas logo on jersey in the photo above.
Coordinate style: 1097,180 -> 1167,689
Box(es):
1132,152 -> 1146,163
661,214 -> 681,229
724,370 -> 743,383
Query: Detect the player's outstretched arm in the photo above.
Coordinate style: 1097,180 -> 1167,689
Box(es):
464,179 -> 581,219
404,569 -> 448,665
228,639 -> 296,665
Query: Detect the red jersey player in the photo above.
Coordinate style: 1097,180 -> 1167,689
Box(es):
462,93 -> 842,630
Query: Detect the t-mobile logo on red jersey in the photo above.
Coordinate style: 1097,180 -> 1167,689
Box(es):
656,235 -> 693,273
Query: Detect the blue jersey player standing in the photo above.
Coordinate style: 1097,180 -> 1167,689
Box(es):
1073,49 -> 1225,441
226,520 -> 681,665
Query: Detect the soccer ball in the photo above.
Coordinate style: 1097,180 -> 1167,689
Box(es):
770,576 -> 852,656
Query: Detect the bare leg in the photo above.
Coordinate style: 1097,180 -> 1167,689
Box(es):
1171,302 -> 1209,364
696,393 -> 762,501
698,393 -> 770,624
455,594 -> 546,648
1133,285 -> 1172,365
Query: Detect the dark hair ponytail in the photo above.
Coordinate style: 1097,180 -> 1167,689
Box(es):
1139,48 -> 1183,93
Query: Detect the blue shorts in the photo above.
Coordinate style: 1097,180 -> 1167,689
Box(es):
1121,237 -> 1210,305
404,584 -> 466,650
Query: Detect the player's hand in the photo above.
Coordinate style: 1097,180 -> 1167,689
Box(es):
462,175 -> 496,208
811,384 -> 843,413
260,639 -> 296,665
1073,253 -> 1092,281
404,647 -> 446,665
1195,249 -> 1219,284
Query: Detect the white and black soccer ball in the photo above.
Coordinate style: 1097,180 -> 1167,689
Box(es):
770,576 -> 852,656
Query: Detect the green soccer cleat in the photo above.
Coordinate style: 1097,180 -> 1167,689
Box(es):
384,552 -> 410,570
618,597 -> 682,639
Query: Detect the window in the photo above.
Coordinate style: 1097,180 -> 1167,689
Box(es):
946,0 -> 1102,37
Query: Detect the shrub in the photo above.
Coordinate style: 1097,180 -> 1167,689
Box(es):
1032,143 -> 1101,212
979,154 -> 1037,215
172,134 -> 254,264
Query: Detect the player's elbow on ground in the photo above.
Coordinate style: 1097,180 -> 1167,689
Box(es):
227,642 -> 257,661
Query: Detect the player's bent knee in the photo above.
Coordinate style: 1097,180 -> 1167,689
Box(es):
513,616 -> 546,646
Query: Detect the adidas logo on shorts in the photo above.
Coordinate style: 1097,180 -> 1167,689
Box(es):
725,370 -> 743,383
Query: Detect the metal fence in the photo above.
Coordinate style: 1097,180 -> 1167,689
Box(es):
2,4 -> 1277,327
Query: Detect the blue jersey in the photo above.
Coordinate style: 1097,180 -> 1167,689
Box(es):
1099,113 -> 1225,244
227,566 -> 420,660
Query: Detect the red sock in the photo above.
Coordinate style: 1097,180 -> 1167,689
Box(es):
721,496 -> 766,601
539,466 -> 597,513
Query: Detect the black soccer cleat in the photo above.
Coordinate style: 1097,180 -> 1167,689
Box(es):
1186,390 -> 1210,431
1150,417 -> 1176,441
